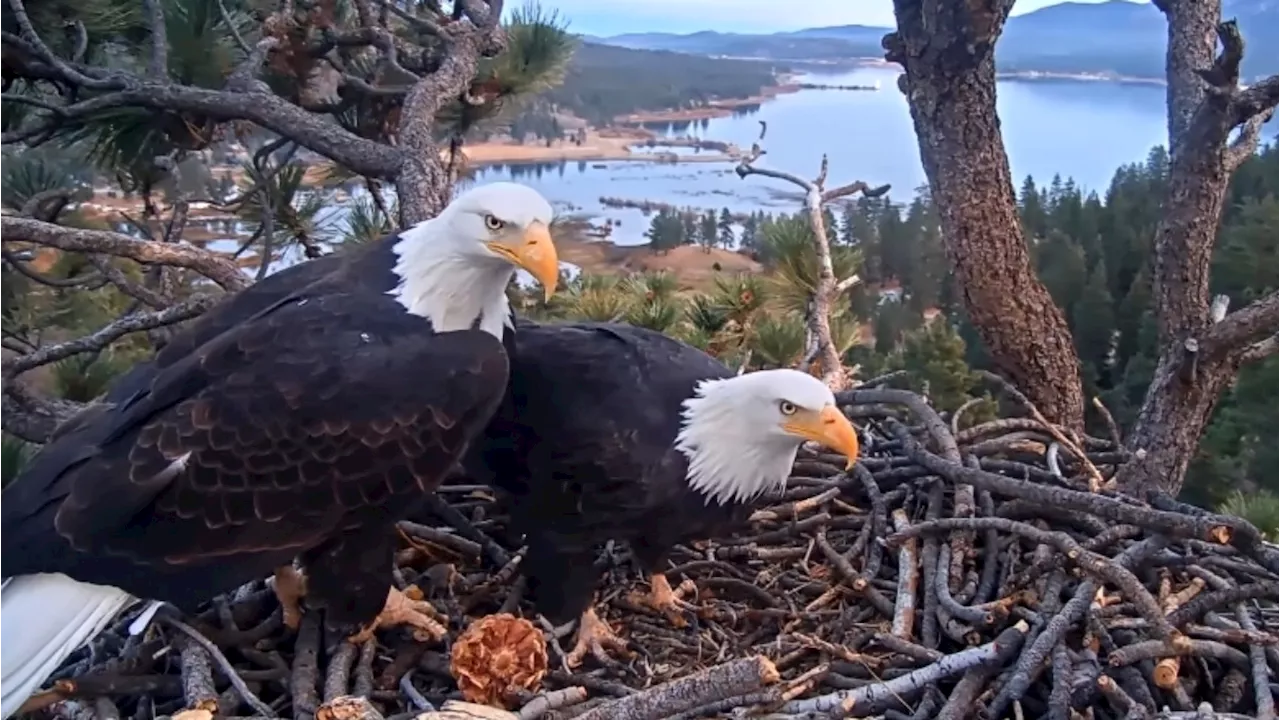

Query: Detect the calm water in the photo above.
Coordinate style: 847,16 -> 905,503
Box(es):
467,66 -> 1173,246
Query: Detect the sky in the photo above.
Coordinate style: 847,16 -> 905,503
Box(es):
522,0 -> 1142,37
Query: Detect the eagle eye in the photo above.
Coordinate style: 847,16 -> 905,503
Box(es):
483,214 -> 505,231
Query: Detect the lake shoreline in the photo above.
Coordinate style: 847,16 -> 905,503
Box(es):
458,64 -> 1167,168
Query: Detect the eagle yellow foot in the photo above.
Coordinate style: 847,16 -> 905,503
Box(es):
347,586 -> 447,645
565,606 -> 633,668
641,573 -> 696,628
273,566 -> 308,630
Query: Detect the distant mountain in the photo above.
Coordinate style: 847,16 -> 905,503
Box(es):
600,1 -> 1278,81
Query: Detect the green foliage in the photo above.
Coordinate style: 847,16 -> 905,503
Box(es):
436,3 -> 578,140
1,146 -> 94,213
894,321 -> 989,416
234,156 -> 337,268
1216,489 -> 1279,543
758,215 -> 861,319
37,0 -> 258,183
339,193 -> 398,247
752,313 -> 805,368
51,353 -> 128,402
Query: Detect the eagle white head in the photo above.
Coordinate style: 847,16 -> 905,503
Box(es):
389,182 -> 559,339
674,368 -> 861,506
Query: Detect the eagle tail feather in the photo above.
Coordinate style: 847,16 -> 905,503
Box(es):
1,574 -> 136,720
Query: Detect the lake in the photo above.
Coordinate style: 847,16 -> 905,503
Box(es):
467,65 -> 1176,246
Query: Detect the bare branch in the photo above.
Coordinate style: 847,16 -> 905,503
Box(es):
1239,334 -> 1278,364
3,54 -> 400,180
88,256 -> 169,308
823,181 -> 892,204
216,0 -> 252,54
1231,75 -> 1279,125
735,138 -> 889,390
1201,291 -> 1279,359
1225,107 -> 1275,172
2,297 -> 218,377
225,38 -> 281,92
2,250 -> 106,289
4,0 -> 115,89
19,188 -> 76,222
1,217 -> 251,291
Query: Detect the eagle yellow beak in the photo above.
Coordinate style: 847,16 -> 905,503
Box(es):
781,404 -> 861,470
487,220 -> 559,302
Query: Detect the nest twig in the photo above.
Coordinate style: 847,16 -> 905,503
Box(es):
24,385 -> 1279,720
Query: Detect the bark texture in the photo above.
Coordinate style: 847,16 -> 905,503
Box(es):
1122,4 -> 1280,496
884,1 -> 1085,430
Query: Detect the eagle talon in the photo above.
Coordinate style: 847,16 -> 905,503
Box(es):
642,574 -> 696,628
272,566 -> 308,631
347,586 -> 447,645
565,606 -> 632,668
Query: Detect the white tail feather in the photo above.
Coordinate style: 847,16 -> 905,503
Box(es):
1,574 -> 137,719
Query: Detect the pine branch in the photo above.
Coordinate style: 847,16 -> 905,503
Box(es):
2,297 -> 218,377
1,217 -> 251,292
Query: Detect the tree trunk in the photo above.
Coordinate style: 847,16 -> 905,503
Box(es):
1124,349 -> 1240,497
884,2 -> 1085,430
1121,2 -> 1280,497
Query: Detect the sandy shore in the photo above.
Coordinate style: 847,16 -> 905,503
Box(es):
610,83 -> 801,124
459,130 -> 738,167
457,78 -> 802,166
459,133 -> 636,165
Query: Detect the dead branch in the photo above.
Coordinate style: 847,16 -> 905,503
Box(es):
575,656 -> 778,720
735,147 -> 889,390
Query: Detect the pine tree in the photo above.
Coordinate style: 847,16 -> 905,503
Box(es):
1071,260 -> 1117,390
698,210 -> 718,253
717,208 -> 735,249
681,211 -> 699,246
1018,175 -> 1048,240
899,320 -> 984,415
646,209 -> 682,254
741,214 -> 760,252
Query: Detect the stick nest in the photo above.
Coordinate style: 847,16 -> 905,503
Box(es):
22,381 -> 1280,720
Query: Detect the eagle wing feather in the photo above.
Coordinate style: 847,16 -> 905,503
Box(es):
3,292 -> 508,607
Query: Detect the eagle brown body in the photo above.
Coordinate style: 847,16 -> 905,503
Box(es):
2,181 -> 562,718
2,236 -> 508,625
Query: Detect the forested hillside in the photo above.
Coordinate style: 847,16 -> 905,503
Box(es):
840,145 -> 1277,513
515,41 -> 785,129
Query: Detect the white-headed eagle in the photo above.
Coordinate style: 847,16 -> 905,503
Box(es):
0,182 -> 561,718
460,321 -> 861,665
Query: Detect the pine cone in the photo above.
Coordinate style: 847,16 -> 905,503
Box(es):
449,614 -> 547,708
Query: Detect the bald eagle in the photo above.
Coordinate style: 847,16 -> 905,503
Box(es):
461,321 -> 860,664
0,183 -> 561,718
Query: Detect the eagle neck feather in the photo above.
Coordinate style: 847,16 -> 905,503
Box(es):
387,222 -> 513,340
674,380 -> 798,507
